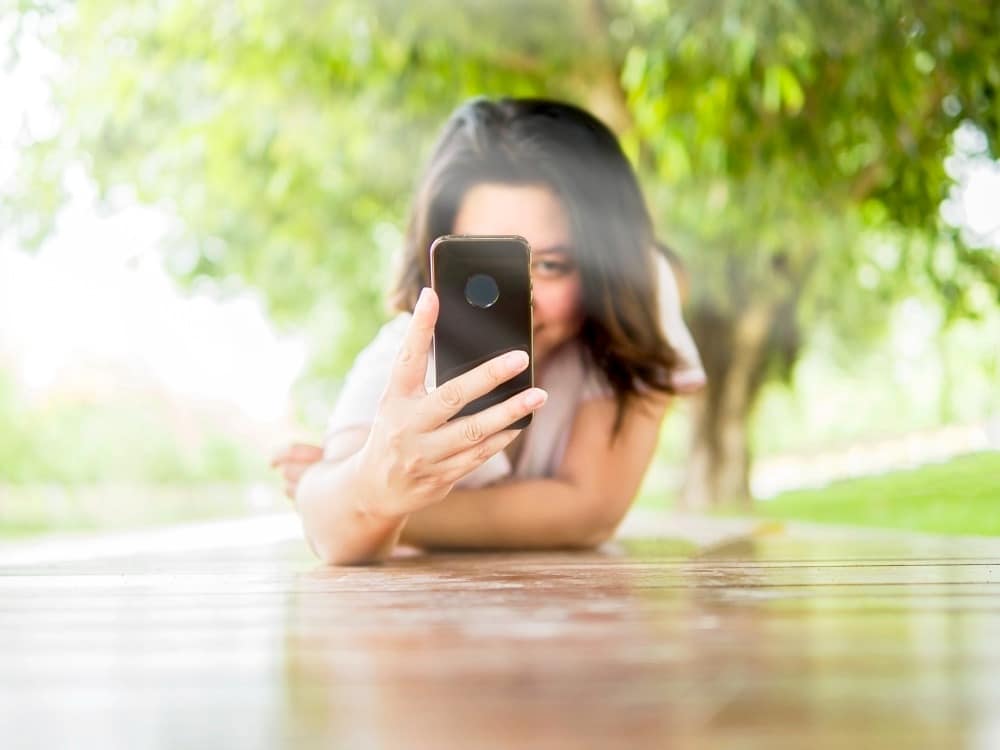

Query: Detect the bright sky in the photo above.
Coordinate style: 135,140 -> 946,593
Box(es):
1,16 -> 997,428
0,19 -> 307,423
0,197 -> 308,422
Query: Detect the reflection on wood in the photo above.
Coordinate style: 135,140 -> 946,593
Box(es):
1,529 -> 999,748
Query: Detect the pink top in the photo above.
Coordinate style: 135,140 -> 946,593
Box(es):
324,252 -> 706,488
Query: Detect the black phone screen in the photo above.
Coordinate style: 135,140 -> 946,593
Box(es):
430,235 -> 533,427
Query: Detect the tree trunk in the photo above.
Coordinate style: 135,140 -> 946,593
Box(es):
578,0 -> 634,135
679,302 -> 778,510
566,9 -> 807,510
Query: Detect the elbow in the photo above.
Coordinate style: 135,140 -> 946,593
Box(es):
306,509 -> 404,566
295,459 -> 395,567
312,537 -> 387,567
568,493 -> 630,549
320,551 -> 384,567
297,491 -> 390,569
573,523 -> 617,550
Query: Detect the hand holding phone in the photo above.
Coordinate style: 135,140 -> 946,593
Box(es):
430,234 -> 535,429
354,287 -> 547,518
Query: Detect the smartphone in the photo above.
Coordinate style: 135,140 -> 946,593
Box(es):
429,234 -> 534,428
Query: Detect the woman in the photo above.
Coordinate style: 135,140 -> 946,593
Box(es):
272,97 -> 705,564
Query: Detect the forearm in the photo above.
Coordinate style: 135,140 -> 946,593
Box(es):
400,478 -> 609,550
295,452 -> 408,565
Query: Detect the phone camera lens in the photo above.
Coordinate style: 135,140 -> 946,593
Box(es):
465,274 -> 500,308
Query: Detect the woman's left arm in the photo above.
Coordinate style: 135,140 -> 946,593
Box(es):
400,393 -> 671,550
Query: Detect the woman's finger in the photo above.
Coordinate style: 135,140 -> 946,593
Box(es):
385,287 -> 437,397
415,349 -> 532,430
282,461 -> 311,484
270,442 -> 322,468
289,443 -> 323,462
434,429 -> 522,483
422,385 -> 547,461
270,446 -> 292,468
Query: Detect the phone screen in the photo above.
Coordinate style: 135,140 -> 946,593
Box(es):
430,235 -> 534,427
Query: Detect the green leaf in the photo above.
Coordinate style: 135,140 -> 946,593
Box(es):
777,65 -> 804,114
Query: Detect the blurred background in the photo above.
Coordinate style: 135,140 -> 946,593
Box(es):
1,0 -> 998,541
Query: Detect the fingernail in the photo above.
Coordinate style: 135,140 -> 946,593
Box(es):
523,388 -> 547,407
416,287 -> 431,312
503,350 -> 529,371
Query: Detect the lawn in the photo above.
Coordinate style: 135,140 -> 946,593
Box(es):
3,452 -> 997,541
754,451 -> 1000,536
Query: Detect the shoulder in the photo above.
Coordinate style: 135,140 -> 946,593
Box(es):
362,313 -> 411,358
652,251 -> 707,393
324,313 -> 414,441
341,312 -> 413,378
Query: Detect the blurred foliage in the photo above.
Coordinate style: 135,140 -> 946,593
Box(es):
0,482 -> 276,538
0,369 -> 268,485
5,1 -> 997,387
751,305 -> 1000,456
2,0 -> 998,505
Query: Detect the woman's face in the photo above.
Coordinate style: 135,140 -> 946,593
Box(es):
452,183 -> 583,366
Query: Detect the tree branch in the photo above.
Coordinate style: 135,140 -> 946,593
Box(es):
576,0 -> 634,135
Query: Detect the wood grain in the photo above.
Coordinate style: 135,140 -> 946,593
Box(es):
1,529 -> 998,749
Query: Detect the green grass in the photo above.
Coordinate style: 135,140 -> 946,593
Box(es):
755,451 -> 1000,536
5,453 -> 998,541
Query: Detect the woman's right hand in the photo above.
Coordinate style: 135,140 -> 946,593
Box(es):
271,442 -> 324,500
356,287 -> 547,519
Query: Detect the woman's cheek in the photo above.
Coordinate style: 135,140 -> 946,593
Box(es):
537,277 -> 582,322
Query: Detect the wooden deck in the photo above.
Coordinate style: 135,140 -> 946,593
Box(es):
2,513 -> 999,749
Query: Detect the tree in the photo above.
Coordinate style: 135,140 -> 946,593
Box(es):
5,0 -> 999,506
617,1 -> 1000,507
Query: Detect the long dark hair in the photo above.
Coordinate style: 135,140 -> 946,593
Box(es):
390,97 -> 678,434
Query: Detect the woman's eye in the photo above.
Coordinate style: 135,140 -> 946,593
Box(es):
532,260 -> 572,276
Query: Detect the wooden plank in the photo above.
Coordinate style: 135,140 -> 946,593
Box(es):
1,530 -> 999,749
